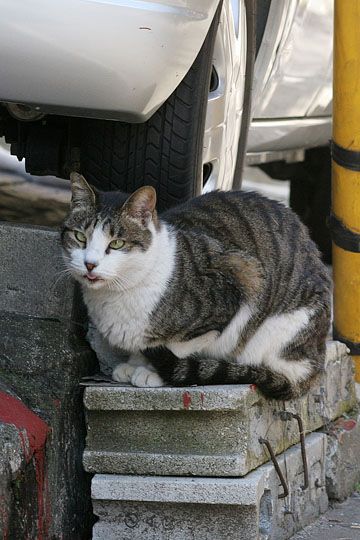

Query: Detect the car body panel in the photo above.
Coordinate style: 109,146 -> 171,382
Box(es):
252,0 -> 333,119
249,0 -> 332,155
0,0 -> 219,122
247,117 -> 331,154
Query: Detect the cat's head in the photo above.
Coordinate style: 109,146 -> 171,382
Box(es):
61,173 -> 159,290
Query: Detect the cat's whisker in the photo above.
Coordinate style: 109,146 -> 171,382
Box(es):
61,255 -> 72,263
115,273 -> 134,288
92,270 -> 133,291
111,277 -> 129,292
53,267 -> 73,279
55,266 -> 72,275
51,268 -> 74,288
56,254 -> 72,266
115,279 -> 131,291
113,275 -> 132,289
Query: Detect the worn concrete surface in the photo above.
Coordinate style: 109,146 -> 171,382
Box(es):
0,221 -> 75,319
0,221 -> 98,539
324,412 -> 360,501
92,433 -> 328,540
291,493 -> 360,539
83,341 -> 355,477
0,420 -> 39,539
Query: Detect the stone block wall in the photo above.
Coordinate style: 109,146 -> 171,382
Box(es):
0,222 -> 97,539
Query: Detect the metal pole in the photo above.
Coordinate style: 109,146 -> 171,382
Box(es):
332,1 -> 360,381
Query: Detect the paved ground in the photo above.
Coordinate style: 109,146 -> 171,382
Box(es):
291,493 -> 360,539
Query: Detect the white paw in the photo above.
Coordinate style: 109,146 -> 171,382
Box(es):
131,366 -> 164,388
112,362 -> 136,383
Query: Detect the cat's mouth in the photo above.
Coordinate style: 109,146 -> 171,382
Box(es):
84,273 -> 103,284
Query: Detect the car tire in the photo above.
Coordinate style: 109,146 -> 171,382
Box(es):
79,1 -> 251,211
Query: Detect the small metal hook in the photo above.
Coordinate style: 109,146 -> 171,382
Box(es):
275,411 -> 309,490
259,437 -> 289,499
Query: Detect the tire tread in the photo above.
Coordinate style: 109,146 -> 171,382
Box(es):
80,7 -> 220,211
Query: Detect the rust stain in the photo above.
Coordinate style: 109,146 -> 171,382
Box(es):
335,417 -> 357,431
182,391 -> 192,410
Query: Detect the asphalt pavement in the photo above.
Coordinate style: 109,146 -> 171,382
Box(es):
291,493 -> 360,539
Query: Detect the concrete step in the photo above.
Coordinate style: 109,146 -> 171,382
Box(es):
83,341 -> 355,477
91,433 -> 328,540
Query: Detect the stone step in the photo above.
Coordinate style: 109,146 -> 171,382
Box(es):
91,433 -> 328,540
83,341 -> 355,477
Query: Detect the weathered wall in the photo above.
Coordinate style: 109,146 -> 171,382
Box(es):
0,222 -> 97,539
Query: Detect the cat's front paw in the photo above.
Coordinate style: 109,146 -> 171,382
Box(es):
112,362 -> 136,383
131,366 -> 164,388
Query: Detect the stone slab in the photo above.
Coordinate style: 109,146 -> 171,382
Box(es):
0,221 -> 75,319
324,411 -> 360,501
91,433 -> 328,540
83,341 -> 355,477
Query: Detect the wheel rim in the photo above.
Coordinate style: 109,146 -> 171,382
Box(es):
202,0 -> 247,193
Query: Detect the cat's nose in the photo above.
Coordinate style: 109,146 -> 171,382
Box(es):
85,262 -> 97,272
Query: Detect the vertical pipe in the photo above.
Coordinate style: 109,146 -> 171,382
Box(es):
332,1 -> 360,381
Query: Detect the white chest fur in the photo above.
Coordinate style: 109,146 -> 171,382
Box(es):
82,225 -> 176,352
85,287 -> 157,350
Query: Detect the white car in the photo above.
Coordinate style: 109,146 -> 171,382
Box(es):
0,0 -> 332,212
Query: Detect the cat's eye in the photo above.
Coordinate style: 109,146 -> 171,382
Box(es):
74,230 -> 86,243
109,239 -> 125,250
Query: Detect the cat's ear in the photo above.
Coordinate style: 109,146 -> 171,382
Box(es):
70,172 -> 96,210
122,186 -> 157,228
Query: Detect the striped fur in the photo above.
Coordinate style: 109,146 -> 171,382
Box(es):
61,175 -> 331,400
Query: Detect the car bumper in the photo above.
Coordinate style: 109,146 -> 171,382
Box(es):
0,0 -> 219,122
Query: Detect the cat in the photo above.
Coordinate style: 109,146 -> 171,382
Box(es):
61,172 -> 331,400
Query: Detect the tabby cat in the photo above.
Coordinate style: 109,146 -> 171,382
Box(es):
61,172 -> 331,400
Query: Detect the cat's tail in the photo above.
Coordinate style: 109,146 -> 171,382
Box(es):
143,347 -> 310,401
